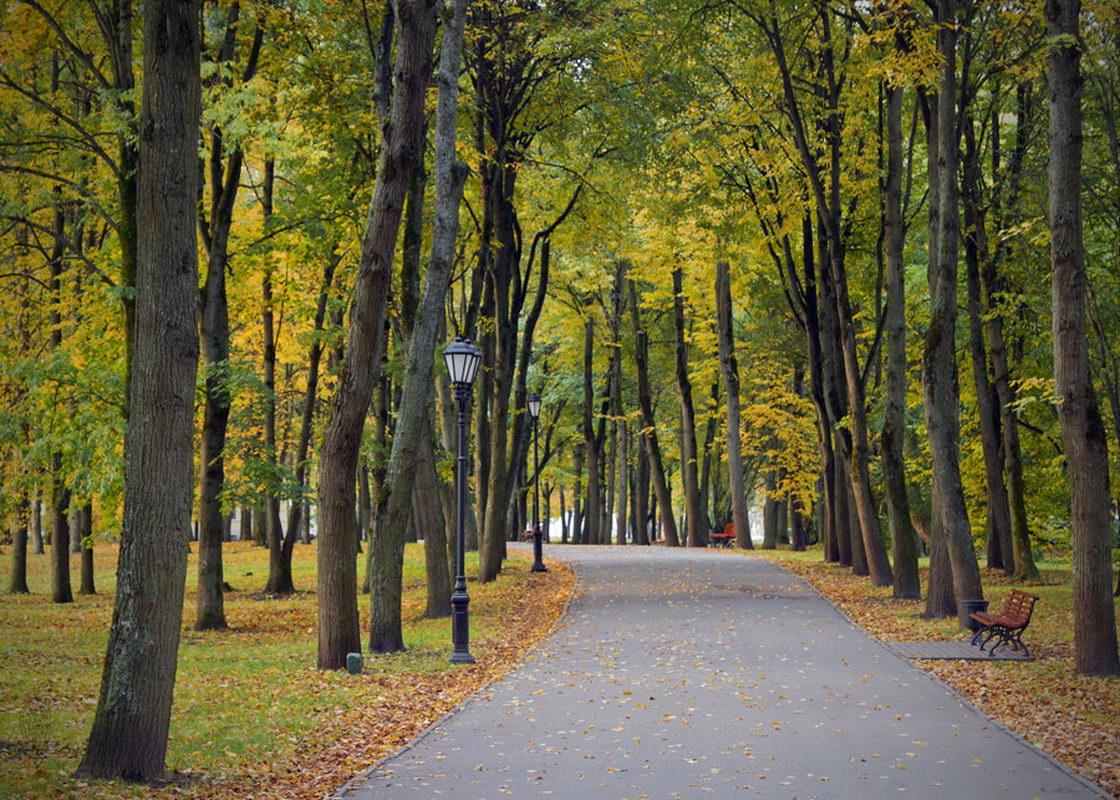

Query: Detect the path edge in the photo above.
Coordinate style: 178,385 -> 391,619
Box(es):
332,547 -> 583,798
747,553 -> 1112,799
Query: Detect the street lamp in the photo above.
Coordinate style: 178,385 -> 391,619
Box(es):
444,336 -> 481,664
528,393 -> 547,573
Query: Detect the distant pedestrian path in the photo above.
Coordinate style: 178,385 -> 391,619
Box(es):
341,545 -> 1106,799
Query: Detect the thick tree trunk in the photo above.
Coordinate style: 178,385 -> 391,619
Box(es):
1046,0 -> 1120,676
883,82 -> 921,599
923,0 -> 984,628
8,492 -> 30,594
368,0 -> 466,651
924,512 -> 957,618
716,262 -> 753,550
672,269 -> 706,547
77,0 -> 201,778
316,0 -> 438,669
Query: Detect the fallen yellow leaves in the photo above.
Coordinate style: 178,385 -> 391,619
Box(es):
750,549 -> 1120,799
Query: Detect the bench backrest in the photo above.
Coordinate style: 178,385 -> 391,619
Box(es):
999,590 -> 1038,626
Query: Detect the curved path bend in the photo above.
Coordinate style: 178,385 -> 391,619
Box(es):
341,545 -> 1106,799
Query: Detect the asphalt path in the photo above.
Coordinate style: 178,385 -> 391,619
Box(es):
341,544 -> 1106,799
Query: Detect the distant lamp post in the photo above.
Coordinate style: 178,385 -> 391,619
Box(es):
528,393 -> 548,573
444,336 -> 482,664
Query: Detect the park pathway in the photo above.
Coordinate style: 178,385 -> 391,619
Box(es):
341,545 -> 1106,799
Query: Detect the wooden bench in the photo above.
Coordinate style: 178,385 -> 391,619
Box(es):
709,522 -> 736,548
970,589 -> 1039,658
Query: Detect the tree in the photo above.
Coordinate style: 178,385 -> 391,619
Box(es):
882,60 -> 920,599
316,0 -> 439,670
922,0 -> 984,627
1045,0 -> 1120,676
367,0 -> 469,653
715,261 -> 752,550
77,0 -> 201,779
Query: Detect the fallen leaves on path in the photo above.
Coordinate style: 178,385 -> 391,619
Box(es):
204,555 -> 575,800
749,549 -> 1120,799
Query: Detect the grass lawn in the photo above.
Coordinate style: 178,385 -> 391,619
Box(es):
743,545 -> 1120,798
0,540 -> 573,799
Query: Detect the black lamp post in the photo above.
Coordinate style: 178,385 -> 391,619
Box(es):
528,394 -> 547,573
444,336 -> 481,664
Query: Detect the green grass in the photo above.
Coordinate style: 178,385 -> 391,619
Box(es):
0,540 -> 556,799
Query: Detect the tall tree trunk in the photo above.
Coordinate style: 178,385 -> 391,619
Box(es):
268,255 -> 337,593
581,306 -> 601,548
79,502 -> 95,595
883,81 -> 920,599
634,441 -> 650,545
716,262 -> 753,550
8,491 -> 30,594
630,283 -> 679,546
196,8 -> 263,631
50,467 -> 72,604
923,0 -> 984,628
984,87 -> 1040,582
261,160 -> 284,553
316,0 -> 438,669
572,445 -> 583,544
672,269 -> 706,547
963,120 -> 1014,574
78,0 -> 201,778
921,88 -> 956,620
1046,0 -> 1120,676
367,0 -> 466,651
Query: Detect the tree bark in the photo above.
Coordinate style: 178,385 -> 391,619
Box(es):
672,269 -> 706,547
581,305 -> 601,548
630,281 -> 680,546
1046,0 -> 1120,675
50,470 -> 72,604
368,0 -> 466,652
30,492 -> 43,555
923,0 -> 984,628
316,0 -> 438,669
963,119 -> 1014,574
419,417 -> 451,618
79,502 -> 95,595
261,160 -> 284,552
8,492 -> 30,594
716,262 -> 753,550
196,7 -> 263,631
78,0 -> 201,778
883,81 -> 920,598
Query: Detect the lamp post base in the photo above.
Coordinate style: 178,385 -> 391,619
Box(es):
450,581 -> 473,664
531,529 -> 548,572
